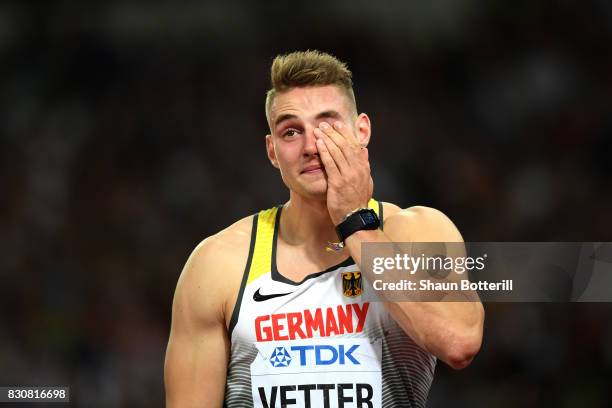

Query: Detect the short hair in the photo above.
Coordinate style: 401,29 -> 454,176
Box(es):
265,50 -> 357,124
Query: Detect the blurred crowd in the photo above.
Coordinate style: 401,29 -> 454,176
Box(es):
0,1 -> 611,406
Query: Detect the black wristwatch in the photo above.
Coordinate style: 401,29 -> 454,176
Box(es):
335,208 -> 380,244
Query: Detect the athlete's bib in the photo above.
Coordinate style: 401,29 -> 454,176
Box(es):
252,337 -> 382,407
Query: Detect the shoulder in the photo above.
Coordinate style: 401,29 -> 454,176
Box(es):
187,214 -> 254,276
380,202 -> 463,242
198,215 -> 254,260
173,214 -> 255,327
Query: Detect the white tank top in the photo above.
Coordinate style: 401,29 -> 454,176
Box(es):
225,200 -> 436,408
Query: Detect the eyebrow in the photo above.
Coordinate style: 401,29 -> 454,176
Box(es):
274,113 -> 298,128
274,110 -> 343,128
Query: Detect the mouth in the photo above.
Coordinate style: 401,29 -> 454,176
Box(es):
301,165 -> 324,174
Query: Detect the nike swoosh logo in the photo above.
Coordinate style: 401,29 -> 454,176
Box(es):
253,288 -> 294,302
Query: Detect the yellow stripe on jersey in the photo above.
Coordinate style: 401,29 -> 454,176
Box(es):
247,206 -> 278,284
368,198 -> 380,216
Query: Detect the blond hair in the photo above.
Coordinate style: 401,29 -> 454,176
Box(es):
265,50 -> 357,123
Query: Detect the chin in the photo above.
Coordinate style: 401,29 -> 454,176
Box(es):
293,178 -> 328,199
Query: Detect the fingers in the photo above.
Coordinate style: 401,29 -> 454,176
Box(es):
315,138 -> 341,179
332,121 -> 361,148
314,127 -> 349,172
318,121 -> 362,164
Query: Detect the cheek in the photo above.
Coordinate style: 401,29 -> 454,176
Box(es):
275,143 -> 302,169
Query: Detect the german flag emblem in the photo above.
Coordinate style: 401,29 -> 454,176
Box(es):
342,272 -> 363,297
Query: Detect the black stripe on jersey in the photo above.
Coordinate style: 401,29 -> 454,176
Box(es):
378,200 -> 384,231
227,214 -> 258,338
270,205 -> 355,286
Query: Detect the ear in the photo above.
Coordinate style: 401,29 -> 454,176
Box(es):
354,113 -> 371,147
266,134 -> 280,168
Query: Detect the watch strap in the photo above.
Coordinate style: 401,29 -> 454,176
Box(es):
335,208 -> 380,243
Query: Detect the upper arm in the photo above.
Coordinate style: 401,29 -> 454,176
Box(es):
383,206 -> 473,295
380,206 -> 484,366
164,239 -> 230,408
165,217 -> 253,407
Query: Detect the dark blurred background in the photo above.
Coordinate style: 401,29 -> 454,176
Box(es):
1,1 -> 611,407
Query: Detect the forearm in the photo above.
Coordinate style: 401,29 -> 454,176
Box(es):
344,228 -> 484,369
386,300 -> 484,369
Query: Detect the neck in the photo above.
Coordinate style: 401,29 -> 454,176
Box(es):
280,192 -> 339,247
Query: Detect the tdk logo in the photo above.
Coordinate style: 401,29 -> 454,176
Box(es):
269,344 -> 360,368
269,347 -> 292,367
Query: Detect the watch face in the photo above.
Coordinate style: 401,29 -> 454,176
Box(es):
360,211 -> 376,224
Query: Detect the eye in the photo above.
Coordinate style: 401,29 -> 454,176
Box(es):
282,129 -> 299,138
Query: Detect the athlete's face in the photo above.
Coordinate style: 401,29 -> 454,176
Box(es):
266,85 -> 370,199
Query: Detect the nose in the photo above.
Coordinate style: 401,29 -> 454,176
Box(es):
303,126 -> 319,157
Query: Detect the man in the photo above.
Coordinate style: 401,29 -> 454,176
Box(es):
165,50 -> 484,407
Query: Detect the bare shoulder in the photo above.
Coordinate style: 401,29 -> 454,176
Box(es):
382,203 -> 463,242
173,215 -> 254,328
200,215 -> 254,259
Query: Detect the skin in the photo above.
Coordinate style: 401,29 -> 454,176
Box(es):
164,84 -> 485,407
